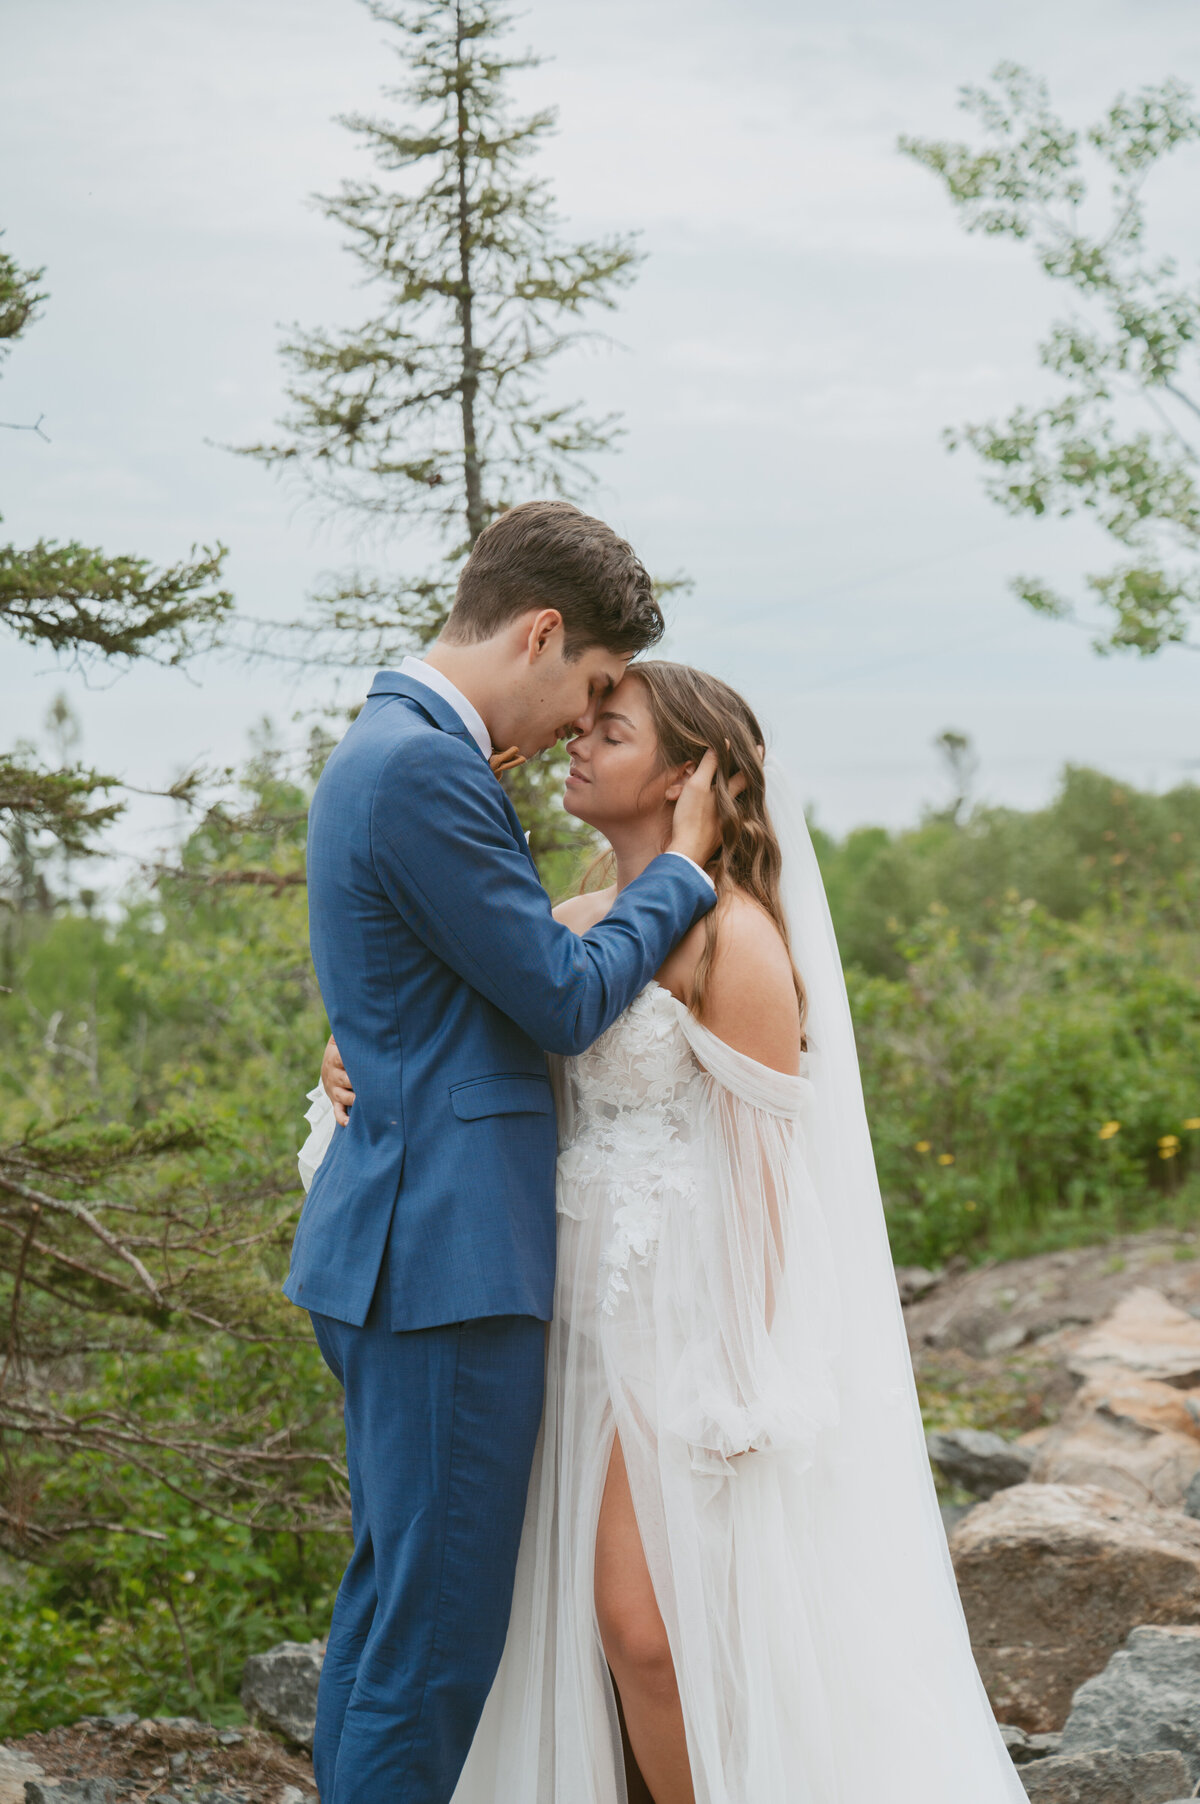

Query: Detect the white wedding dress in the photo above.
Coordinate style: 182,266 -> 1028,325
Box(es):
301,779 -> 1028,1803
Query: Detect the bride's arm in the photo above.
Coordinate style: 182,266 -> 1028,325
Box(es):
296,1037 -> 356,1193
321,1035 -> 356,1125
657,894 -> 828,1467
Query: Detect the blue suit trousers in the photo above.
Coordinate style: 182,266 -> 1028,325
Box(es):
309,1253 -> 545,1804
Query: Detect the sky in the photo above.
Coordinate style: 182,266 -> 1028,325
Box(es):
1,0 -> 1198,878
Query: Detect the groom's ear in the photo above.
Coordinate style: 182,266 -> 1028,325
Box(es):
525,608 -> 565,660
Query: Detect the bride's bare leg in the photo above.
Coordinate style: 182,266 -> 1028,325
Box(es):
595,1434 -> 695,1804
613,1681 -> 655,1804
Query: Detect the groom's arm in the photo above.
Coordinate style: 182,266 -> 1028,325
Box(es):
369,733 -> 715,1056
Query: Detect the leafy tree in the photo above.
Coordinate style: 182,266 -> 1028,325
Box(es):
0,736 -> 345,1688
815,764 -> 1200,979
902,65 -> 1200,654
932,728 -> 979,825
0,233 -> 233,879
241,0 -> 645,876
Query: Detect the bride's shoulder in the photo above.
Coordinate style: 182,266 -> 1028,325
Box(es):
665,890 -> 801,1074
553,886 -> 617,934
711,890 -> 796,989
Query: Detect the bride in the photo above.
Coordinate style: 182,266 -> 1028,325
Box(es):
304,661 -> 1027,1803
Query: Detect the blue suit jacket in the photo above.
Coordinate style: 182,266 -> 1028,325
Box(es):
285,670 -> 715,1330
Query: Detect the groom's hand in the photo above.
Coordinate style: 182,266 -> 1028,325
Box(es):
321,1035 -> 356,1126
667,747 -> 747,869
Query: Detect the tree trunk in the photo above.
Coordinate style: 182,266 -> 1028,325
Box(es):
455,1 -> 485,547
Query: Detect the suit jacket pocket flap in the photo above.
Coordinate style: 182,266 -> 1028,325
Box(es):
450,1074 -> 554,1121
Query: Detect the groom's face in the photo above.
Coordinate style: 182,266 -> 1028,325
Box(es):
496,624 -> 632,759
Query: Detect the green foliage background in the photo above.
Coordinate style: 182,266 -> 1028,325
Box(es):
1,745 -> 1197,1733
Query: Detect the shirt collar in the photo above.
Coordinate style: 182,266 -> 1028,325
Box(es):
399,656 -> 492,761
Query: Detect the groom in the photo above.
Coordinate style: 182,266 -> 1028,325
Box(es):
287,500 -> 720,1804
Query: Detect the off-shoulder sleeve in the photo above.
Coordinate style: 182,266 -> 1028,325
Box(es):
656,1003 -> 840,1475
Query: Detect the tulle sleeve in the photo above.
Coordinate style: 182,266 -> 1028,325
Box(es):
298,1081 -> 336,1194
656,1008 -> 840,1475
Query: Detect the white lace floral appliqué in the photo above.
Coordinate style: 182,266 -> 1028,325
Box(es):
557,984 -> 702,1316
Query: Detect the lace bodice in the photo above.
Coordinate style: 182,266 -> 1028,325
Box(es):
556,982 -> 706,1316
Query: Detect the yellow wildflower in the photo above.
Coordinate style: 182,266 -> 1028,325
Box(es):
937,1152 -> 955,1166
965,1199 -> 978,1211
1184,1118 -> 1200,1132
914,1140 -> 931,1154
1098,1121 -> 1121,1140
1159,1135 -> 1181,1150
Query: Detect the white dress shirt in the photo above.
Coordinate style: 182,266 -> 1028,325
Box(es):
399,655 -> 491,760
397,656 -> 714,891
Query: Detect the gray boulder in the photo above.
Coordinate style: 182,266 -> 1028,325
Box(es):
0,1746 -> 44,1804
927,1427 -> 1035,1499
949,1482 -> 1200,1731
1061,1623 -> 1200,1784
1001,1724 -> 1063,1765
24,1784 -> 118,1804
894,1264 -> 944,1305
240,1639 -> 324,1748
1184,1469 -> 1200,1519
1017,1747 -> 1191,1801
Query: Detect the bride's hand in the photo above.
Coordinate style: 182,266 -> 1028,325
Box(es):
322,1035 -> 356,1126
667,745 -> 750,868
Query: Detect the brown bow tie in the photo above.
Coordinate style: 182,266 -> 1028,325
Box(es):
488,746 -> 527,777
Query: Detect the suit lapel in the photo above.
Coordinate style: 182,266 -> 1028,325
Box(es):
368,670 -> 538,873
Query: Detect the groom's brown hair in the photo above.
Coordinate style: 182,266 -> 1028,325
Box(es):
444,500 -> 664,657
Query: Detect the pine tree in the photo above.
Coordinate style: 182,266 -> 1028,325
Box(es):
242,0 -> 644,881
0,234 -> 233,880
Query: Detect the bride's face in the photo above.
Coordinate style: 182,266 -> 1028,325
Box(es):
563,673 -> 693,835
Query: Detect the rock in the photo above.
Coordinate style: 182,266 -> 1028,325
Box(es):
0,1747 -> 44,1804
904,1236 -> 1200,1383
1060,1624 -> 1200,1783
1069,1288 -> 1200,1389
940,1501 -> 974,1534
216,1730 -> 243,1747
894,1264 -> 944,1305
1002,1725 -> 1031,1760
1017,1746 -> 1191,1801
927,1427 -> 1035,1498
1030,1374 -> 1200,1509
1185,1469 -> 1200,1519
948,1482 -> 1200,1731
1001,1725 -> 1063,1765
23,1783 -> 118,1804
240,1640 -> 324,1749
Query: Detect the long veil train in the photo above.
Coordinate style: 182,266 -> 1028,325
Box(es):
446,757 -> 1028,1802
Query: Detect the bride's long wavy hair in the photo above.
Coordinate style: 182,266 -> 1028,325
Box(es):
586,661 -> 806,1030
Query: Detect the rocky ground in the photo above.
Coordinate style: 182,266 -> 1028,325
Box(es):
908,1226 -> 1200,1800
8,1228 -> 1200,1803
0,1716 -> 315,1804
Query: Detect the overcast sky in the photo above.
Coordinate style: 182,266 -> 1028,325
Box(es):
2,0 -> 1198,872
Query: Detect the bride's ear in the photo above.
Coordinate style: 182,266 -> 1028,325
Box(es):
664,760 -> 697,803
